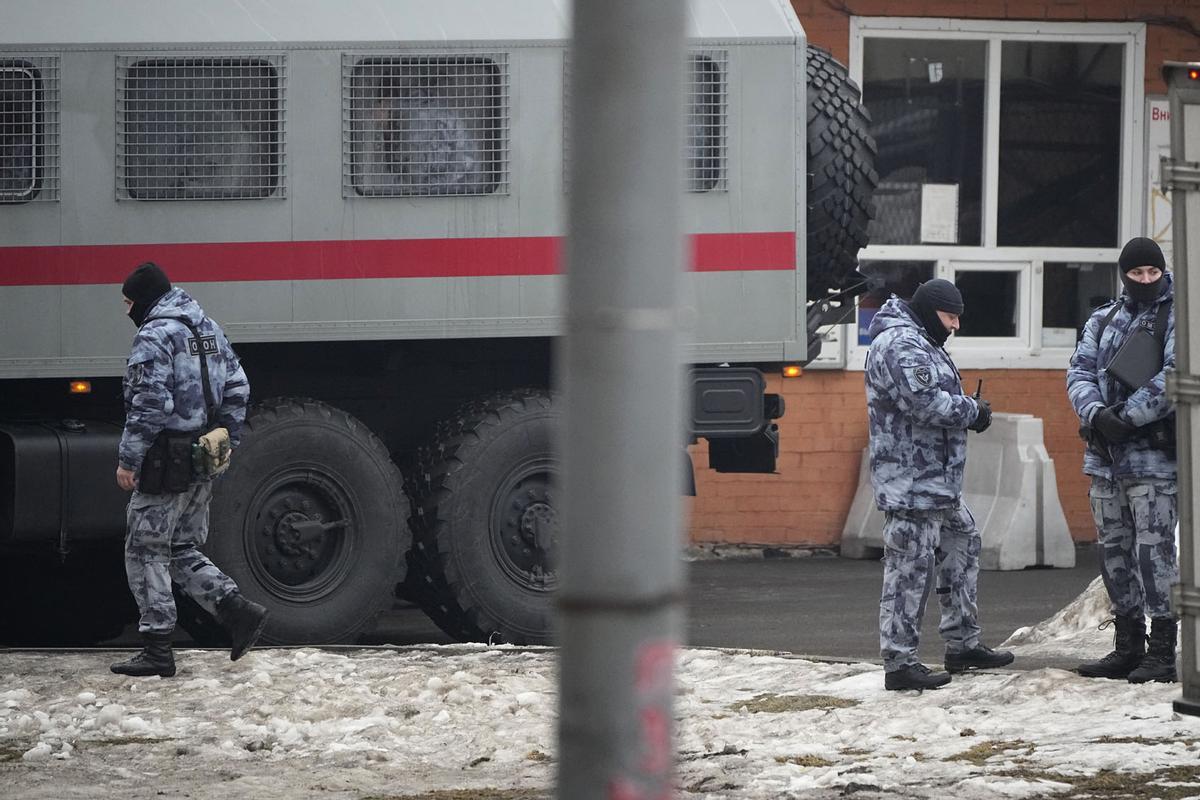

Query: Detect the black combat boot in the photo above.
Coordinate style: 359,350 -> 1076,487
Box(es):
1076,613 -> 1146,680
1127,617 -> 1178,684
110,632 -> 176,678
217,592 -> 270,661
884,663 -> 952,691
945,644 -> 1015,674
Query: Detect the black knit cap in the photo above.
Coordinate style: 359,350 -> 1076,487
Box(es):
909,279 -> 963,346
912,279 -> 964,315
122,262 -> 171,326
1117,237 -> 1165,273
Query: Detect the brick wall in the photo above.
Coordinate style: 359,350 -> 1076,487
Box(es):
790,0 -> 1200,95
687,369 -> 1097,548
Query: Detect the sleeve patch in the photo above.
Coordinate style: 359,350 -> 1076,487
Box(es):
902,364 -> 937,393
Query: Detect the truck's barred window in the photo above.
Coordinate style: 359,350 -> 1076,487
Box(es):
345,54 -> 509,197
117,56 -> 285,201
0,57 -> 59,203
688,51 -> 727,192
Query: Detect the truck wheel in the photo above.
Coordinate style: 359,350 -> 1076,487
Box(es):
406,389 -> 559,645
205,398 -> 408,645
806,45 -> 878,300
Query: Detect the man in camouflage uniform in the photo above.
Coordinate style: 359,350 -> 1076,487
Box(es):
1067,237 -> 1179,683
865,278 -> 1015,691
111,262 -> 268,678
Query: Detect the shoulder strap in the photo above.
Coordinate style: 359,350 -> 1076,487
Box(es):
143,315 -> 215,428
1094,301 -> 1122,344
1153,297 -> 1172,350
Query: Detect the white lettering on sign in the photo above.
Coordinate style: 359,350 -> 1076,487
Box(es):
1146,98 -> 1173,265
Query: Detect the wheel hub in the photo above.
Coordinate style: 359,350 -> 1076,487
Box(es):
494,471 -> 559,592
251,481 -> 352,592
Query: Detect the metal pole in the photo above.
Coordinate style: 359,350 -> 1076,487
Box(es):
558,0 -> 686,796
1162,62 -> 1200,718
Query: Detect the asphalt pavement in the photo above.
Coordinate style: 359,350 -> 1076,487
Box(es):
365,547 -> 1101,671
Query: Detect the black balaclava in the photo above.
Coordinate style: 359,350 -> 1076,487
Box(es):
1117,237 -> 1167,306
908,278 -> 964,347
122,262 -> 172,326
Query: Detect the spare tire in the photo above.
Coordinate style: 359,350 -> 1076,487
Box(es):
806,45 -> 878,300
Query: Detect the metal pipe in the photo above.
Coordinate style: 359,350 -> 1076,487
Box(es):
1163,61 -> 1200,717
558,0 -> 687,795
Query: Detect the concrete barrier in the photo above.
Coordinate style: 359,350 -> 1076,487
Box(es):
840,413 -> 1076,570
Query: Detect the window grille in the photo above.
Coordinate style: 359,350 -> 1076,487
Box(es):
563,49 -> 729,193
0,56 -> 59,203
344,54 -> 509,197
687,51 -> 727,192
117,56 -> 285,200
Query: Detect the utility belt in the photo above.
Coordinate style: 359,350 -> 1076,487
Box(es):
137,426 -> 232,494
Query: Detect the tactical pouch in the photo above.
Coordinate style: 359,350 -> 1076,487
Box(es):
192,427 -> 232,477
138,430 -> 199,494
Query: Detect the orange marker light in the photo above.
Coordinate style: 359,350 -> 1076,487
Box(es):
1190,68 -> 1200,81
782,365 -> 802,378
69,380 -> 92,394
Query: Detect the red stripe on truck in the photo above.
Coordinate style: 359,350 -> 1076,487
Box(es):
0,232 -> 794,286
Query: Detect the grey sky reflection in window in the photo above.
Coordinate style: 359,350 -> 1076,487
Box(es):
862,39 -> 985,246
998,42 -> 1122,247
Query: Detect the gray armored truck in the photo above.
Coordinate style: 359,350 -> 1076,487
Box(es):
0,0 -> 875,646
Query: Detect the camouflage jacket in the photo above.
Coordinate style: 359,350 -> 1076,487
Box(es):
119,288 -> 250,472
1066,273 -> 1176,481
864,298 -> 981,511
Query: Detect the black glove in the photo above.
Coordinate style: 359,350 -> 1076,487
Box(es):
1093,407 -> 1136,444
968,399 -> 992,433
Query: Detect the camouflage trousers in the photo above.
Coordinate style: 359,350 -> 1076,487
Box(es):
125,480 -> 238,635
1089,476 -> 1179,618
880,502 -> 982,672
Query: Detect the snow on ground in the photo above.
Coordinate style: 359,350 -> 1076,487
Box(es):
1002,575 -> 1113,658
3,579 -> 1199,799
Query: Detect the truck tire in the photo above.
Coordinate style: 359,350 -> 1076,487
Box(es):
204,398 -> 408,645
405,389 -> 559,645
806,45 -> 878,300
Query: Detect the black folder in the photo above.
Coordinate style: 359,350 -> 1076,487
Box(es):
1106,327 -> 1164,390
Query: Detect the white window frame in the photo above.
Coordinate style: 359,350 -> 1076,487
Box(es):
843,18 -> 1146,371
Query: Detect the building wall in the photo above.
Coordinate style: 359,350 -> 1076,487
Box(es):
685,0 -> 1197,550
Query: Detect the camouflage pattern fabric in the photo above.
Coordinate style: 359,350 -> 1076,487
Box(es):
125,481 -> 238,634
879,503 -> 982,671
1066,273 -> 1176,481
1089,476 -> 1179,618
119,287 -> 250,473
864,298 -> 981,511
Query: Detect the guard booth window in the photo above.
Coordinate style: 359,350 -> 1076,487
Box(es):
998,42 -> 1123,247
862,39 -> 985,246
1,57 -> 59,203
849,19 -> 1142,368
117,56 -> 285,201
1041,262 -> 1118,348
345,55 -> 509,197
